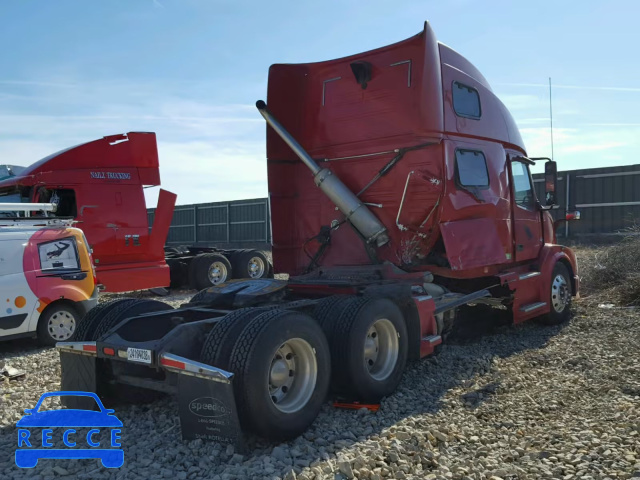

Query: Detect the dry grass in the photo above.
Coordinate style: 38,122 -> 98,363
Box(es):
574,231 -> 640,306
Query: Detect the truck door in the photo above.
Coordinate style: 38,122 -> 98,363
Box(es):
113,189 -> 150,260
510,158 -> 543,262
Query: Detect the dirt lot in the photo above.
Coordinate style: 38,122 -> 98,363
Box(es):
0,248 -> 639,479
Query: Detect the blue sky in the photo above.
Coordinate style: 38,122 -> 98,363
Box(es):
1,0 -> 638,206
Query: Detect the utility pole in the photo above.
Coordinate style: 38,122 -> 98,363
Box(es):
549,77 -> 554,160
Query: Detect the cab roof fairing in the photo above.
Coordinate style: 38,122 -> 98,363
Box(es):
438,42 -> 526,153
0,132 -> 162,189
265,21 -> 445,161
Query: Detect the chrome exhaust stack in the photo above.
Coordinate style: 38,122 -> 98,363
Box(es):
256,101 -> 389,247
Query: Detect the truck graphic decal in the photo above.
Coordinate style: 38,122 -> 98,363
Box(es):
90,172 -> 132,180
46,242 -> 71,259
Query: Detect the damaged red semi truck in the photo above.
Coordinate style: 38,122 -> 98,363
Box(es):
57,22 -> 579,443
0,133 -> 273,292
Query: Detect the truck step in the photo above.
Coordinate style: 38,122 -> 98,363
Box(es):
519,301 -> 546,313
421,335 -> 442,345
518,271 -> 541,281
433,289 -> 491,314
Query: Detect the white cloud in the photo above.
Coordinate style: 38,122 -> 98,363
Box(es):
498,94 -> 543,111
496,82 -> 640,93
2,75 -> 639,205
0,78 -> 268,207
149,140 -> 267,207
521,125 -> 640,173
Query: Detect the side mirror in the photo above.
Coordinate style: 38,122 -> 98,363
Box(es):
544,160 -> 558,206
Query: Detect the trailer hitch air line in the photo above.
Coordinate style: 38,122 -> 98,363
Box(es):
396,171 -> 440,236
355,141 -> 438,198
256,100 -> 389,247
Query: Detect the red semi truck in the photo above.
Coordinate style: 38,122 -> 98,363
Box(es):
0,134 -> 272,292
58,22 -> 579,444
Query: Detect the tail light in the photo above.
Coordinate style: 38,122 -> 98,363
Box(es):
56,342 -> 97,354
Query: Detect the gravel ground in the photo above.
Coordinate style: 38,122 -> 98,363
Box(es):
1,290 -> 639,479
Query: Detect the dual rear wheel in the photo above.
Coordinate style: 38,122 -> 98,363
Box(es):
313,296 -> 408,401
200,296 -> 409,440
187,250 -> 272,290
201,308 -> 331,440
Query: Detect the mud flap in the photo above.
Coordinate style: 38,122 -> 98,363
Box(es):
177,373 -> 244,450
59,352 -> 98,410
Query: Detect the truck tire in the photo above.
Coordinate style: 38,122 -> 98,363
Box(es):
228,309 -> 331,440
91,299 -> 173,341
167,258 -> 187,288
537,262 -> 573,325
231,250 -> 270,279
190,253 -> 232,290
37,302 -> 81,346
72,299 -> 139,342
313,295 -> 353,333
325,297 -> 408,402
200,308 -> 272,369
187,288 -> 211,305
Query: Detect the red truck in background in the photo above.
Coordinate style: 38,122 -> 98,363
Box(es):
0,134 -> 273,292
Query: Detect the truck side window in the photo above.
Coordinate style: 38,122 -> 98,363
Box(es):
512,161 -> 535,208
455,149 -> 489,187
453,81 -> 481,119
37,188 -> 77,217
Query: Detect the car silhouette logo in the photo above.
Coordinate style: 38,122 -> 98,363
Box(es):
15,391 -> 124,468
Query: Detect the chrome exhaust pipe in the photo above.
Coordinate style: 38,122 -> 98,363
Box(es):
256,101 -> 389,247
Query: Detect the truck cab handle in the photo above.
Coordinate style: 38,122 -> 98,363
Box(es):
79,205 -> 98,216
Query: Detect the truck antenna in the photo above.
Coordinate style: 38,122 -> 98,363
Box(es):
549,77 -> 554,160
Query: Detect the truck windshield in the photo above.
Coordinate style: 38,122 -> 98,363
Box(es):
0,192 -> 22,203
0,188 -> 29,217
0,165 -> 25,181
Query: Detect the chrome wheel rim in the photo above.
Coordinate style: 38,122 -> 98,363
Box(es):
268,338 -> 317,413
551,274 -> 570,313
48,310 -> 76,341
247,256 -> 266,278
207,261 -> 228,285
364,318 -> 399,381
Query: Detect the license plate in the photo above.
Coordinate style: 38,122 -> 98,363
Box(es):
127,347 -> 152,364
